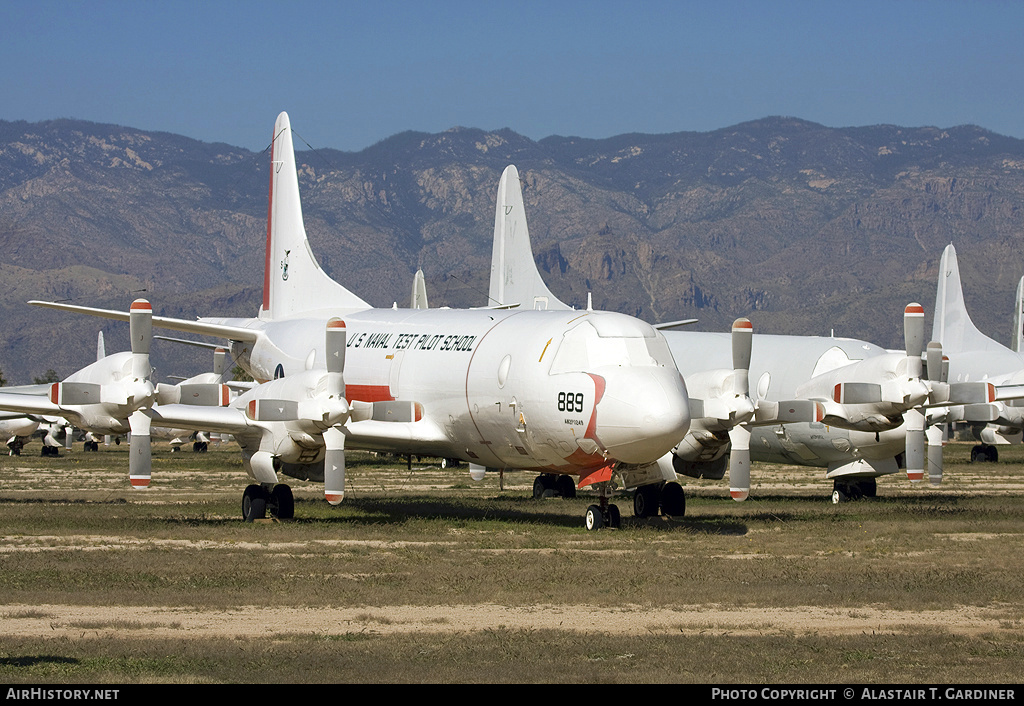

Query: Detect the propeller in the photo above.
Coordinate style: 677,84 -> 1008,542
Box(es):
243,318 -> 350,504
323,319 -> 348,504
727,319 -> 755,501
127,299 -> 155,489
903,303 -> 927,482
678,317 -> 823,502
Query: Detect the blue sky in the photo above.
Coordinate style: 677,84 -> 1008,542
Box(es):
3,0 -> 1023,152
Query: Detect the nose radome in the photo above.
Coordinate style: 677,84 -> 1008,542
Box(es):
593,367 -> 690,464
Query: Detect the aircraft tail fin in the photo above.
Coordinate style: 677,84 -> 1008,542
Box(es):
932,243 -> 1004,355
411,269 -> 429,309
260,112 -> 370,320
1013,276 -> 1024,353
487,165 -> 570,311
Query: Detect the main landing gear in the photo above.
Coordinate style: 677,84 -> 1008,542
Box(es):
970,444 -> 998,463
831,477 -> 877,504
632,481 -> 686,519
242,483 -> 295,522
532,473 -> 577,499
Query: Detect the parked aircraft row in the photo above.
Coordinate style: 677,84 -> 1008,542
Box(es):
5,112 -> 1023,529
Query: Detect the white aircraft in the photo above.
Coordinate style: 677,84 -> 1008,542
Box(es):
152,338 -> 239,451
486,164 -> 986,508
30,112 -> 691,529
0,301 -> 157,473
931,243 -> 1024,462
2,414 -> 39,455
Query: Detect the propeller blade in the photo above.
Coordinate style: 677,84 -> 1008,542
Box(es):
247,399 -> 299,421
926,341 -> 943,382
833,382 -> 882,405
129,299 -> 153,382
731,318 -> 752,386
128,410 -> 151,489
926,424 -> 944,485
323,426 -> 346,505
157,383 -> 231,406
949,382 -> 996,405
728,425 -> 751,501
50,382 -> 102,406
325,318 -> 347,399
213,348 -> 227,379
904,303 -> 925,379
904,408 -> 925,482
752,399 -> 824,424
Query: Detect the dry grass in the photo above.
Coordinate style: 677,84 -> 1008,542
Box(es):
1,439 -> 1023,683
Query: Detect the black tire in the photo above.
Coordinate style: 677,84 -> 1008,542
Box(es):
608,504 -> 621,528
585,505 -> 604,531
242,484 -> 268,522
633,484 -> 659,518
532,475 -> 548,499
556,474 -> 577,498
986,445 -> 999,463
270,484 -> 295,520
660,482 -> 686,517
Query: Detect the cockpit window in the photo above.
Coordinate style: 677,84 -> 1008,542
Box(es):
549,320 -> 675,374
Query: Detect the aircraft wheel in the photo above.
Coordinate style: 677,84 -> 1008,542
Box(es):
270,484 -> 294,520
831,488 -> 847,504
633,483 -> 660,518
585,505 -> 604,531
242,484 -> 269,522
661,482 -> 686,517
532,475 -> 548,499
533,474 -> 558,499
986,445 -> 999,463
608,504 -> 621,528
970,445 -> 985,463
555,474 -> 576,498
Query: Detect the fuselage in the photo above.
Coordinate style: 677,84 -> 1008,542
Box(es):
211,307 -> 691,475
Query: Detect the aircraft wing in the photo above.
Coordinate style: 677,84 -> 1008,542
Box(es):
145,405 -> 260,438
29,301 -> 260,343
0,391 -> 61,417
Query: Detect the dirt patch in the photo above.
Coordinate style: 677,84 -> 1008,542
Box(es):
3,603 -> 1018,639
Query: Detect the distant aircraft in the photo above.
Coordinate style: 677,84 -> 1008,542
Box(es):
31,112 -> 691,529
485,164 -> 983,508
931,243 -> 1024,462
2,414 -> 39,456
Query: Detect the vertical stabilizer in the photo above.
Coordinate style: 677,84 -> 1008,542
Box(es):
487,165 -> 570,310
932,244 -> 1004,354
260,112 -> 370,320
1013,276 -> 1024,353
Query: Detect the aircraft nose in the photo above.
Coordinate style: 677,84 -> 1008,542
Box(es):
593,366 -> 690,464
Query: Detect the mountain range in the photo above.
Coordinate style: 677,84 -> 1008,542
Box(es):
1,115 -> 1023,384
